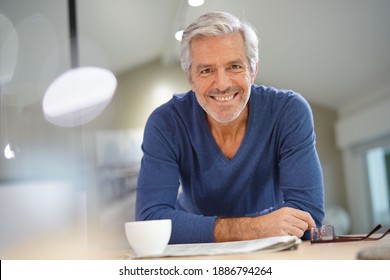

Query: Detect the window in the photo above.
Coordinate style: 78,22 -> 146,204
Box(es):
366,146 -> 390,227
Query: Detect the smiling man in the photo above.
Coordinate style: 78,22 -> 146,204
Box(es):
136,12 -> 324,243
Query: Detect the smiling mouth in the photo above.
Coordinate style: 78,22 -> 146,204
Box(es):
211,93 -> 237,102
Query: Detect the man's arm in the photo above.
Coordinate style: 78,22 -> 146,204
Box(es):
214,207 -> 316,242
276,93 -> 324,234
136,108 -> 217,244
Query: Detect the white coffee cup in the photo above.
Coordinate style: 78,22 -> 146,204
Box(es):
124,219 -> 172,257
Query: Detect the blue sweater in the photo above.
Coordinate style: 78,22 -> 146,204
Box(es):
136,84 -> 324,243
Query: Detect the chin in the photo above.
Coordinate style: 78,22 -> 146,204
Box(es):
210,112 -> 241,123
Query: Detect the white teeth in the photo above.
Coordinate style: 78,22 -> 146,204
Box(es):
214,95 -> 234,101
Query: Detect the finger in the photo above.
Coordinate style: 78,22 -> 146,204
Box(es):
288,225 -> 305,238
291,209 -> 316,229
291,218 -> 310,231
303,214 -> 316,229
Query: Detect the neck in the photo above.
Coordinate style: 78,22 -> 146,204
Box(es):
208,111 -> 248,138
207,105 -> 249,159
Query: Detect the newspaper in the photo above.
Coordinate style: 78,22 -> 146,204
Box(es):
129,236 -> 301,259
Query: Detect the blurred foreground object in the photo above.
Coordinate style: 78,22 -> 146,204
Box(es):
0,180 -> 87,259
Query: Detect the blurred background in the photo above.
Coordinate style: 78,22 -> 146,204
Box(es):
1,0 -> 389,258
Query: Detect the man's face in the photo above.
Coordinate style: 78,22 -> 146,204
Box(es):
188,32 -> 257,123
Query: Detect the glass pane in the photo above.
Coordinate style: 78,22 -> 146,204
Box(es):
366,146 -> 390,227
0,0 -> 87,257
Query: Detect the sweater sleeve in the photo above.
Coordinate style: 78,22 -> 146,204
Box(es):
276,93 -> 325,238
135,108 -> 216,244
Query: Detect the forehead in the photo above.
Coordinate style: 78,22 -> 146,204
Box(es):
189,32 -> 247,66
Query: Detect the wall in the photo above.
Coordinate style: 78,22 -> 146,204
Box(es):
312,104 -> 346,211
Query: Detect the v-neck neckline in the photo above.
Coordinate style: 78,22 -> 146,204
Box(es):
198,94 -> 254,164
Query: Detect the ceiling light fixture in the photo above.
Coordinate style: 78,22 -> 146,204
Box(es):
4,144 -> 15,159
188,0 -> 204,7
175,30 -> 184,41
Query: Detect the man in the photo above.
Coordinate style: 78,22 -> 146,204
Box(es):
136,11 -> 324,244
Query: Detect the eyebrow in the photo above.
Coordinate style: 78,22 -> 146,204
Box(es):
195,64 -> 214,71
227,59 -> 246,65
195,60 -> 246,71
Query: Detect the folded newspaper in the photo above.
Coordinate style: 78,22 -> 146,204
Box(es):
129,236 -> 301,259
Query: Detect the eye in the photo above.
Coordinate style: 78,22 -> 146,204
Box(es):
199,68 -> 213,76
228,64 -> 244,72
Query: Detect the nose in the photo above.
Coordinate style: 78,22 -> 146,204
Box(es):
214,69 -> 232,92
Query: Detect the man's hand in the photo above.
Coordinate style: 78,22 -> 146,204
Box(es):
214,207 -> 316,242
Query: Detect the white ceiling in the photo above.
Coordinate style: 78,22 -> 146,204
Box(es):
60,0 -> 390,111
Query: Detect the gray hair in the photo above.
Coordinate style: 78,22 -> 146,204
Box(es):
180,11 -> 259,75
